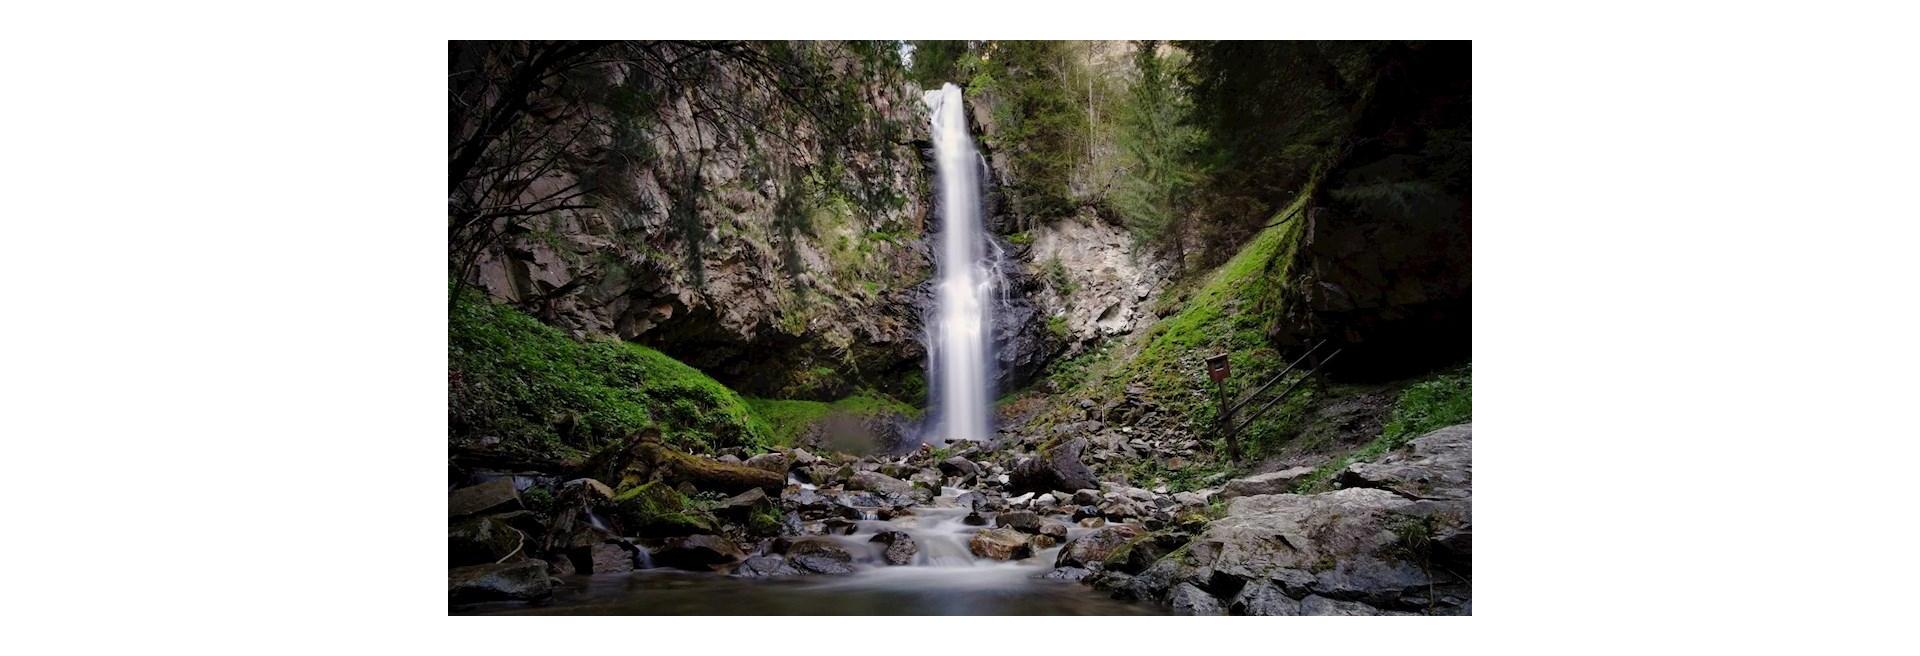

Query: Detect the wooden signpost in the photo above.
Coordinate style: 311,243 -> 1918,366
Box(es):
1206,353 -> 1241,462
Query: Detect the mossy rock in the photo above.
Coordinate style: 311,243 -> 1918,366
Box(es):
611,482 -> 717,537
1102,533 -> 1172,575
747,504 -> 786,537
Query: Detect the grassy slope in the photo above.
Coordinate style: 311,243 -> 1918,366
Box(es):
449,291 -> 772,458
746,393 -> 920,448
1017,184 -> 1472,491
1294,365 -> 1472,491
450,290 -> 925,461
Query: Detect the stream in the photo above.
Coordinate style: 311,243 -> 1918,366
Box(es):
456,498 -> 1162,615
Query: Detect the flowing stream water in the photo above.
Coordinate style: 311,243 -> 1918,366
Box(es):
457,489 -> 1160,616
923,83 -> 998,444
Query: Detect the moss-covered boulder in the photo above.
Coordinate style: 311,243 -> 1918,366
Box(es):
610,482 -> 716,537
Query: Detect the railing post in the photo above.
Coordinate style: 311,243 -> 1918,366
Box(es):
1207,353 -> 1241,463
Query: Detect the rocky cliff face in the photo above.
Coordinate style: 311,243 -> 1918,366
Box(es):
464,43 -> 1167,404
467,46 -> 935,400
1023,213 -> 1170,348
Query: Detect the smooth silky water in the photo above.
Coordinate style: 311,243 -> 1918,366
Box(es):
456,490 -> 1161,616
923,82 -> 998,445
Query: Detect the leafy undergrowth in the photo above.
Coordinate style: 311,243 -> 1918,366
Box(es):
746,393 -> 919,448
449,290 -> 771,458
1294,365 -> 1473,491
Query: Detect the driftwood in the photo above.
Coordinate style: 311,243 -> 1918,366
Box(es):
629,434 -> 783,494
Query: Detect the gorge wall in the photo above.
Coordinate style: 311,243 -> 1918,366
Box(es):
457,41 -> 1150,405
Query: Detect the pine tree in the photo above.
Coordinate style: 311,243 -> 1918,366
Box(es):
1113,41 -> 1204,271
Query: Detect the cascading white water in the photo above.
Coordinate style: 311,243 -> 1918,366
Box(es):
923,83 -> 996,444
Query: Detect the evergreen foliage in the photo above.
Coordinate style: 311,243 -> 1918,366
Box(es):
968,40 -> 1087,222
1112,41 -> 1205,271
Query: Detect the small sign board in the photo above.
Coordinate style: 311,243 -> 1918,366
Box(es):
1206,353 -> 1231,383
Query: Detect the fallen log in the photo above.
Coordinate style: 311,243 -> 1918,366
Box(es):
631,436 -> 784,494
454,427 -> 783,496
449,444 -> 582,474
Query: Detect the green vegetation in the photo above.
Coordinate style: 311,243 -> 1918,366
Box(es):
449,290 -> 771,458
911,40 -> 1089,224
747,502 -> 784,537
1043,257 -> 1076,296
1046,315 -> 1070,341
746,392 -> 920,447
1126,457 -> 1236,494
1113,41 -> 1205,270
611,481 -> 717,536
1011,187 -> 1321,469
969,41 -> 1086,221
1295,366 -> 1472,491
1119,191 -> 1314,423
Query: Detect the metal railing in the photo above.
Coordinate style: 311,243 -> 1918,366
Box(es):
1211,339 -> 1343,463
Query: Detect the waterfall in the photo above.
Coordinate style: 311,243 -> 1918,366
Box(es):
923,83 -> 997,444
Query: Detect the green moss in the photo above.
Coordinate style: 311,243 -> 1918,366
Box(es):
1046,315 -> 1069,341
1294,366 -> 1472,491
746,391 -> 919,447
448,289 -> 771,457
747,503 -> 785,537
1112,189 -> 1316,429
1102,534 -> 1154,569
520,486 -> 554,514
611,481 -> 717,536
1007,231 -> 1033,246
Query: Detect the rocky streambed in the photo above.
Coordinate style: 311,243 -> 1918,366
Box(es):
448,423 -> 1472,616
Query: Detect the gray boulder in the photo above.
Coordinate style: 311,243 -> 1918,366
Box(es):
733,555 -> 801,577
1218,467 -> 1316,499
870,530 -> 919,566
785,538 -> 857,575
745,452 -> 790,474
1301,595 -> 1398,616
1229,580 -> 1302,616
939,456 -> 979,477
1054,524 -> 1144,569
1044,566 -> 1094,582
449,560 -> 550,603
848,471 -> 915,496
448,478 -> 521,517
995,510 -> 1044,533
1197,489 -> 1431,605
1338,423 -> 1473,500
1167,583 -> 1226,615
1010,438 -> 1098,494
